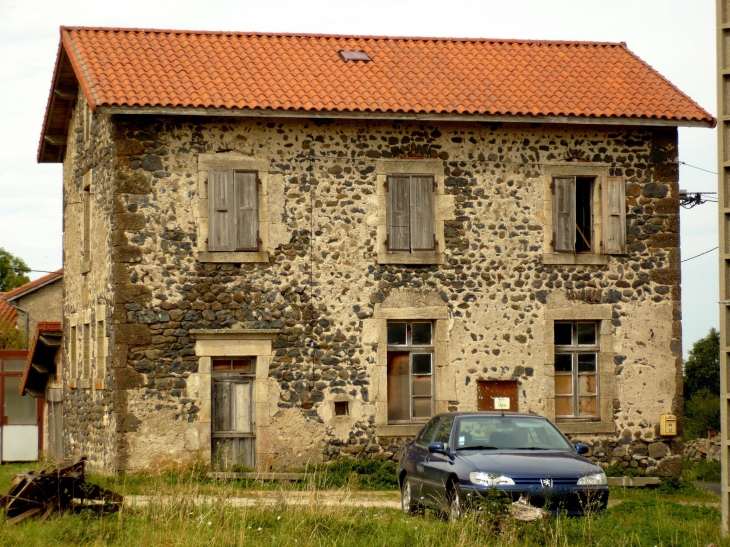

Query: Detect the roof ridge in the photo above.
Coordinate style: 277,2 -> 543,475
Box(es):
60,26 -> 627,47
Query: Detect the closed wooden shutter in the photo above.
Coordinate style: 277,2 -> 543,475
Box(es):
234,172 -> 259,251
410,176 -> 435,250
387,176 -> 411,251
553,176 -> 576,253
208,170 -> 234,251
603,176 -> 626,254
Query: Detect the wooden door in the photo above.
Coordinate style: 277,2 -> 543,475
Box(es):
477,380 -> 518,412
212,378 -> 254,470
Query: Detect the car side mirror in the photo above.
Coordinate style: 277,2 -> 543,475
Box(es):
575,443 -> 589,455
428,442 -> 447,455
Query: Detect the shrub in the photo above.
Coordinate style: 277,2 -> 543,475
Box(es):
305,458 -> 399,490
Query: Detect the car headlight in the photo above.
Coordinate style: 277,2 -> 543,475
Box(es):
469,472 -> 515,487
577,471 -> 607,486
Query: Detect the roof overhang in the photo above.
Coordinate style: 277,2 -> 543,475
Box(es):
100,105 -> 715,128
38,34 -> 82,163
20,322 -> 62,398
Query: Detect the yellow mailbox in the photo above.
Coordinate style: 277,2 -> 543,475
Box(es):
660,414 -> 677,436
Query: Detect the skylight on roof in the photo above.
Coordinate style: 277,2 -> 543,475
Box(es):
339,50 -> 372,62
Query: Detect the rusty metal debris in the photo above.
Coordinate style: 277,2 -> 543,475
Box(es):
0,459 -> 123,524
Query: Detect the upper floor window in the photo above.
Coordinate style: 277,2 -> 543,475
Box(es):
552,175 -> 625,255
208,170 -> 260,252
386,175 -> 435,252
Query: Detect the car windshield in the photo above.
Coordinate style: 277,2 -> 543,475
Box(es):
454,416 -> 574,451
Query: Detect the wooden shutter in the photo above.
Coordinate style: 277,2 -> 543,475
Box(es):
234,172 -> 259,251
553,176 -> 576,253
603,176 -> 626,254
208,170 -> 234,251
387,176 -> 411,251
410,176 -> 435,250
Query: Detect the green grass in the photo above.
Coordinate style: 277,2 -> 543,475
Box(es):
0,460 -> 726,546
682,459 -> 722,483
0,494 -> 726,547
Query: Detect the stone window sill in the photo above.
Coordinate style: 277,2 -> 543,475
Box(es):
377,424 -> 426,437
556,421 -> 615,435
542,253 -> 609,266
199,251 -> 270,264
78,378 -> 92,389
81,260 -> 90,274
377,251 -> 445,265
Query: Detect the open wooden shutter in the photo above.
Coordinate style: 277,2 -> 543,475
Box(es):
234,172 -> 259,251
553,176 -> 576,253
387,176 -> 411,251
410,176 -> 435,250
602,176 -> 626,254
208,170 -> 234,251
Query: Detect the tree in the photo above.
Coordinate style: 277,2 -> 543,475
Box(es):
683,328 -> 720,400
0,248 -> 30,292
683,328 -> 720,439
0,320 -> 25,350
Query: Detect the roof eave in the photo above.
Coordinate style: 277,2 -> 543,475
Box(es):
99,105 -> 716,128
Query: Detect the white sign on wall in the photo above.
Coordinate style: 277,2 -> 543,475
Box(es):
493,397 -> 510,410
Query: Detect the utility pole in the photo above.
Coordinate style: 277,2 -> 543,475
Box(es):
716,0 -> 729,536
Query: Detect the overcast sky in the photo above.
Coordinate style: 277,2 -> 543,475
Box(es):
0,0 -> 719,353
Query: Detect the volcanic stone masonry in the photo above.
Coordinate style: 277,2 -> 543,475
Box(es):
61,93 -> 684,475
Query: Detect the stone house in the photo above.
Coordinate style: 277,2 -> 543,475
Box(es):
0,269 -> 63,344
37,27 -> 714,474
0,270 -> 62,461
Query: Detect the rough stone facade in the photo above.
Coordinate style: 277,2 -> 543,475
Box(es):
60,102 -> 685,474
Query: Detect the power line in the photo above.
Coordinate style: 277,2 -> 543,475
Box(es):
678,161 -> 718,175
682,246 -> 718,263
0,267 -> 59,275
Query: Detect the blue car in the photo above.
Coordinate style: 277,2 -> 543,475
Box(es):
396,412 -> 608,519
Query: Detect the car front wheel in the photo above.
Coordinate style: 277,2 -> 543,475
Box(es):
401,476 -> 420,515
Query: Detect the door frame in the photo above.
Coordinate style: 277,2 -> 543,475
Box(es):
0,350 -> 43,461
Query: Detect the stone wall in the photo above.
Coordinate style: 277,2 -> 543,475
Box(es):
14,279 -> 62,339
61,93 -> 117,471
65,113 -> 683,473
684,437 -> 721,462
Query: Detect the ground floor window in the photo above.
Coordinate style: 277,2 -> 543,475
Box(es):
387,321 -> 434,423
554,322 -> 599,419
211,357 -> 255,470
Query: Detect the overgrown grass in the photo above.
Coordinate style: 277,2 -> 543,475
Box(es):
0,459 -> 727,546
0,493 -> 726,547
682,459 -> 722,483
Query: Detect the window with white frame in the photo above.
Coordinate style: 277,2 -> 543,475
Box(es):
386,321 -> 434,422
554,321 -> 599,419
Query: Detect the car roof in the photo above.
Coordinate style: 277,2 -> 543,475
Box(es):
434,412 -> 547,419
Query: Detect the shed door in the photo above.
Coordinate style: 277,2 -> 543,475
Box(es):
477,380 -> 518,412
3,376 -> 39,461
212,378 -> 254,470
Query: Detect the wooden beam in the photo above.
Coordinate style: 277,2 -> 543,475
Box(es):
207,472 -> 306,481
101,105 -> 716,128
53,89 -> 76,100
44,135 -> 67,146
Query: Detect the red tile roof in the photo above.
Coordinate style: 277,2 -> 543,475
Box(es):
0,294 -> 17,326
4,269 -> 63,302
55,27 -> 713,126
